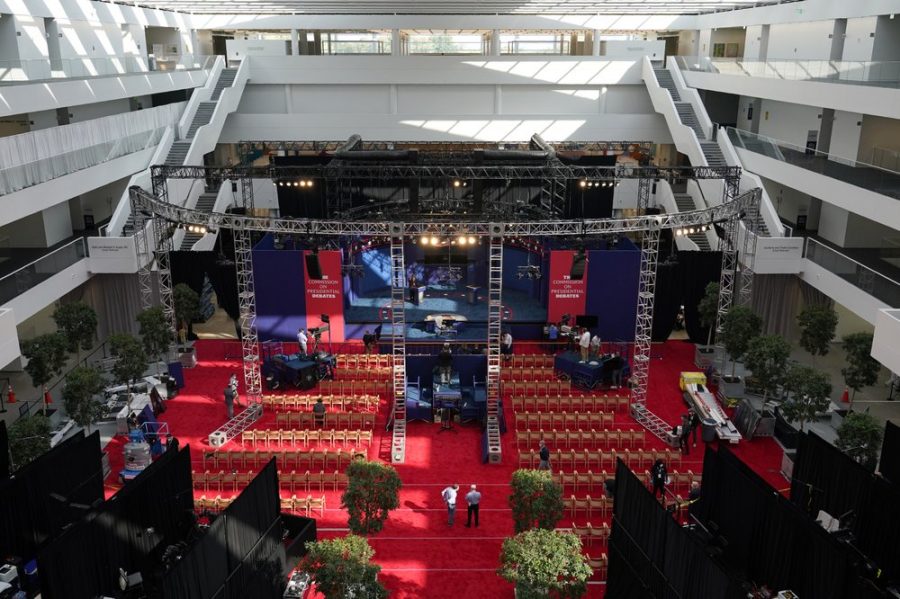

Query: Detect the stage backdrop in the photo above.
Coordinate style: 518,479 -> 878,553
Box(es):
304,250 -> 345,342
547,250 -> 588,324
252,235 -> 307,342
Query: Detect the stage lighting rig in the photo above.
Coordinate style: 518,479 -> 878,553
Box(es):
516,265 -> 542,280
674,224 -> 711,237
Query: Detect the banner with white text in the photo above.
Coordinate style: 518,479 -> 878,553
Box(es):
547,250 -> 588,323
304,250 -> 345,342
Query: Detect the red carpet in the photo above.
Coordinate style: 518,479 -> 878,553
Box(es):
103,339 -> 785,598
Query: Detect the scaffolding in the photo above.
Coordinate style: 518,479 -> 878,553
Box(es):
131,195 -> 154,312
389,226 -> 408,463
234,228 -> 262,403
486,226 -> 504,463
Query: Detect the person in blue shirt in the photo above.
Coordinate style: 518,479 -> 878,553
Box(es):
547,322 -> 559,354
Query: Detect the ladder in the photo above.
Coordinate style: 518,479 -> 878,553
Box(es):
389,227 -> 408,463
208,403 -> 263,446
486,230 -> 503,463
630,403 -> 673,444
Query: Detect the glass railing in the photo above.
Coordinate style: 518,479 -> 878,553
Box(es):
0,54 -> 216,84
406,40 -> 487,55
727,127 -> 900,199
0,127 -> 166,196
502,40 -> 572,55
321,39 -> 390,54
806,239 -> 900,307
675,56 -> 900,88
0,238 -> 87,305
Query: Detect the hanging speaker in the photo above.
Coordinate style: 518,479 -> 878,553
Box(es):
305,254 -> 323,280
570,252 -> 586,280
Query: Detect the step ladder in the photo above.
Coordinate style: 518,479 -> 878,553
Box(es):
486,229 -> 503,464
389,226 -> 408,464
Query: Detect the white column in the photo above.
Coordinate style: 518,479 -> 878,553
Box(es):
494,84 -> 502,115
391,29 -> 401,55
290,29 -> 299,56
490,29 -> 501,56
592,30 -> 601,56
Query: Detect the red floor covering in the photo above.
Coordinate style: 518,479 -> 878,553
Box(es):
103,339 -> 786,598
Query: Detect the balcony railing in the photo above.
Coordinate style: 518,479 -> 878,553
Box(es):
727,127 -> 900,200
675,56 -> 900,88
0,126 -> 166,196
0,54 -> 216,85
0,238 -> 87,306
805,239 -> 900,307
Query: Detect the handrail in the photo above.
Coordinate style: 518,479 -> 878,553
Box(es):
0,238 -> 87,305
0,54 -> 216,85
677,56 -> 900,87
805,238 -> 900,307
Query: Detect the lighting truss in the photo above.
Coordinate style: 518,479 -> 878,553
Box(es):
516,265 -> 542,280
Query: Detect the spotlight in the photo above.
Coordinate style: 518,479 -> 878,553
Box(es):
306,180 -> 314,187
430,236 -> 439,246
675,229 -> 683,237
468,236 -> 476,245
299,180 -> 307,188
453,180 -> 461,188
457,235 -> 467,246
293,181 -> 299,187
420,235 -> 429,245
579,180 -> 587,188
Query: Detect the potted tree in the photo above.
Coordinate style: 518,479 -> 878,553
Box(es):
841,332 -> 881,407
109,334 -> 149,406
341,459 -> 402,536
21,332 -> 69,418
300,535 -> 387,599
61,366 -> 107,434
509,469 -> 565,533
173,283 -> 200,351
137,306 -> 175,374
498,528 -> 592,599
835,411 -> 883,472
779,363 -> 832,432
8,414 -> 51,471
796,304 -> 837,367
695,282 -> 720,367
52,301 -> 98,362
743,334 -> 791,403
717,305 -> 762,400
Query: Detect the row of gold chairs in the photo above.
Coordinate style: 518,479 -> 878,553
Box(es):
500,367 -> 557,381
514,412 -> 616,432
642,469 -> 702,493
518,449 -> 683,471
280,494 -> 326,517
516,429 -> 644,450
510,394 -> 628,413
503,381 -> 573,397
203,449 -> 362,471
334,368 -> 392,381
240,429 -> 373,448
589,554 -> 608,579
507,355 -> 555,369
193,470 -> 349,493
563,495 -> 614,520
552,470 -> 615,493
195,495 -> 234,511
262,394 -> 379,411
274,412 -> 376,429
318,380 -> 392,396
335,354 -> 393,369
560,522 -> 611,545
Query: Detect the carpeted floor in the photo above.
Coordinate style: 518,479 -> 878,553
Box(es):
103,339 -> 785,598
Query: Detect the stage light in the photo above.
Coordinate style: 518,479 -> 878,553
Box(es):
579,180 -> 587,188
457,235 -> 467,246
420,235 -> 429,245
468,236 -> 476,245
453,180 -> 461,188
430,236 -> 439,246
675,229 -> 683,236
292,181 -> 299,187
306,180 -> 314,187
299,180 -> 307,187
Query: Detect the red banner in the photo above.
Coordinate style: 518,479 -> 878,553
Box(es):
547,250 -> 588,323
304,250 -> 345,342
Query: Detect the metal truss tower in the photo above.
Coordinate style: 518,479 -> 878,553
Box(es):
486,226 -> 504,463
234,228 -> 262,403
389,225 -> 408,464
737,188 -> 761,308
131,194 -> 155,311
637,177 -> 653,214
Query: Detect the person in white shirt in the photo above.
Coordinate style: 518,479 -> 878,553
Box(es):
441,483 -> 459,526
579,328 -> 591,363
501,331 -> 513,360
589,334 -> 601,360
297,328 -> 308,355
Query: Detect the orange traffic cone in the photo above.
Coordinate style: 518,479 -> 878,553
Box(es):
840,387 -> 850,404
44,390 -> 52,405
7,384 -> 15,403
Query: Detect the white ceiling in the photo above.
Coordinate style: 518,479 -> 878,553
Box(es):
123,0 -> 788,16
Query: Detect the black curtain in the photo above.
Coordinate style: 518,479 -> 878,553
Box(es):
0,431 -> 103,558
651,260 -> 683,341
679,251 -> 722,344
159,515 -> 229,599
790,432 -> 873,519
170,252 -> 240,322
0,420 -> 8,479
855,476 -> 900,582
880,421 -> 900,486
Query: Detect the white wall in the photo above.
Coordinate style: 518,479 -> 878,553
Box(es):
677,30 -> 699,56
767,20 -> 834,60
27,110 -> 60,130
0,13 -> 19,63
834,300 -> 876,339
762,177 -> 815,228
743,25 -> 764,60
0,212 -> 49,247
41,202 -> 73,245
757,99 -> 822,148
841,17 -> 878,62
873,15 -> 900,61
872,309 -> 900,375
67,98 -> 131,122
844,212 -> 899,249
828,110 -> 862,165
0,309 -> 21,372
69,177 -> 127,229
698,29 -> 712,57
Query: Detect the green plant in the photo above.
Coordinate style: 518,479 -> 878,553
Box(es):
779,363 -> 832,432
173,284 -> 201,338
62,366 -> 106,433
697,282 -> 720,347
52,301 -> 98,361
8,414 -> 51,470
743,335 -> 791,402
841,332 -> 881,404
509,469 -> 565,533
109,334 -> 148,393
21,332 -> 69,414
498,528 -> 592,599
341,459 -> 402,535
719,305 -> 763,379
797,304 -> 838,365
836,411 -> 883,471
137,306 -> 174,370
300,535 -> 387,599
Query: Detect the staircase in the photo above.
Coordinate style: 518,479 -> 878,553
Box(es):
163,68 -> 237,167
654,69 -> 681,101
675,102 -> 704,139
178,186 -> 220,250
673,194 -> 712,250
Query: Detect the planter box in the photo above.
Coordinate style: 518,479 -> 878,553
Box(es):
831,407 -> 848,428
694,345 -> 716,370
717,375 -> 745,402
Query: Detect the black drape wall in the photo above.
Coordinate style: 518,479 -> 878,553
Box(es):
650,251 -> 721,342
880,421 -> 900,486
170,251 -> 240,321
0,420 -> 8,479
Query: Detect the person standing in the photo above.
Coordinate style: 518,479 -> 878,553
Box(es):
465,484 -> 482,528
224,385 -> 235,419
690,409 -> 701,447
578,328 -> 591,363
589,334 -> 601,360
501,331 -> 513,361
313,397 -> 327,427
438,343 -> 453,384
441,483 -> 459,527
297,328 -> 308,355
547,322 -> 559,354
679,413 -> 692,456
651,459 -> 668,500
229,373 -> 243,407
538,439 -> 551,471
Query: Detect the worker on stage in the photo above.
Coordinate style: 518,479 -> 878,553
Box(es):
438,343 -> 453,384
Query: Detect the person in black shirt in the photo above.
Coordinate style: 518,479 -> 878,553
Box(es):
363,330 -> 375,354
690,409 -> 701,447
651,459 -> 668,499
313,398 -> 327,427
437,343 -> 453,384
538,439 -> 551,471
680,413 -> 692,455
